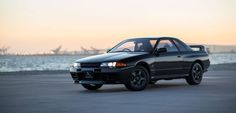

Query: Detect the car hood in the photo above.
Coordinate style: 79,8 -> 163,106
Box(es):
76,52 -> 148,63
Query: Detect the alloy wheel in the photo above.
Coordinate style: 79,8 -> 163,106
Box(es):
192,63 -> 203,83
130,69 -> 147,88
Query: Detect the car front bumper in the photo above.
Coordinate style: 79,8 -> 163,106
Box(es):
70,66 -> 134,84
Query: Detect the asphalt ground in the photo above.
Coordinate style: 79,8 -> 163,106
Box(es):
0,69 -> 236,113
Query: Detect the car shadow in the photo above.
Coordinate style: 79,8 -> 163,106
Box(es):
147,83 -> 189,91
80,87 -> 128,93
77,82 -> 189,93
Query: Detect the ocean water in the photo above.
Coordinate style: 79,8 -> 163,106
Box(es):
0,53 -> 236,72
0,55 -> 80,72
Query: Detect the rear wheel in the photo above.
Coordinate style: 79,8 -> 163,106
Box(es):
124,66 -> 149,91
81,84 -> 103,90
186,63 -> 203,85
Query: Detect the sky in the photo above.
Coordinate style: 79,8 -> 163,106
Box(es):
0,0 -> 236,54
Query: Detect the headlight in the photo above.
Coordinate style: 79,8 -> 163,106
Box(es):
73,62 -> 81,68
100,62 -> 126,68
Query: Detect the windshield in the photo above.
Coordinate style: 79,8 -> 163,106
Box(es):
109,39 -> 157,53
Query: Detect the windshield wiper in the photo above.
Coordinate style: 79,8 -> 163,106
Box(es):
110,51 -> 131,53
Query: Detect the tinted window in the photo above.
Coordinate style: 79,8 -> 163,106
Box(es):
150,40 -> 157,48
109,39 -> 157,52
157,40 -> 178,52
114,41 -> 135,52
173,39 -> 187,51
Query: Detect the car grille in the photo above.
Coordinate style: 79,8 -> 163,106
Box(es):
80,63 -> 101,68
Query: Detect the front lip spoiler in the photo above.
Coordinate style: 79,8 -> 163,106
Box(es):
75,80 -> 105,84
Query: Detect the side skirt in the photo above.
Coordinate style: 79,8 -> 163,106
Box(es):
151,74 -> 189,80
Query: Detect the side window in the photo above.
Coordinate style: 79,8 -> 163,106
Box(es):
173,40 -> 187,51
157,39 -> 178,52
149,40 -> 157,48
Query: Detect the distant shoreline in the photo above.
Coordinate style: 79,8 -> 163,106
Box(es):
1,63 -> 236,76
1,52 -> 236,56
0,54 -> 95,57
0,70 -> 68,75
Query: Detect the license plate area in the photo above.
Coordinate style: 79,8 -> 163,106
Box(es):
84,72 -> 94,79
81,68 -> 101,79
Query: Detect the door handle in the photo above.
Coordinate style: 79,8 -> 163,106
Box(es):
177,55 -> 181,58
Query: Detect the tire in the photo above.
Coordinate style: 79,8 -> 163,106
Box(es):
81,84 -> 103,90
186,63 -> 203,85
124,65 -> 149,91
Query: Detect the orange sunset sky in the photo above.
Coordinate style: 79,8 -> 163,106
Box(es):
0,0 -> 236,54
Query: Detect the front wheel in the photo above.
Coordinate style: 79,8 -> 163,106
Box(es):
124,66 -> 149,91
81,84 -> 103,90
186,63 -> 203,85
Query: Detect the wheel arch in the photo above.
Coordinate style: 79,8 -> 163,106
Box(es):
192,60 -> 204,71
135,61 -> 151,76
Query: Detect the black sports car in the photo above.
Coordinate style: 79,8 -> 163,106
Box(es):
70,37 -> 210,91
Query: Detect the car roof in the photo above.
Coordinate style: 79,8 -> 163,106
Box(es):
128,37 -> 179,40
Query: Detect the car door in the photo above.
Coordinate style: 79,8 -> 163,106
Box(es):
154,39 -> 183,77
172,39 -> 192,74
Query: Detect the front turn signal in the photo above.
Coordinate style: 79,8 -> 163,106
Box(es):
115,62 -> 127,68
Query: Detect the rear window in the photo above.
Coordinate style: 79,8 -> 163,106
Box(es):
173,39 -> 191,51
173,40 -> 187,51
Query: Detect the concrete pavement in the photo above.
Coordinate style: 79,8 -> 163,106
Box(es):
0,70 -> 236,113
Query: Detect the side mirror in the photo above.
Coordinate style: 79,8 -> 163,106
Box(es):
154,48 -> 167,55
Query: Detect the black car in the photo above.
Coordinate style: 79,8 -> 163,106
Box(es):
70,37 -> 210,91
